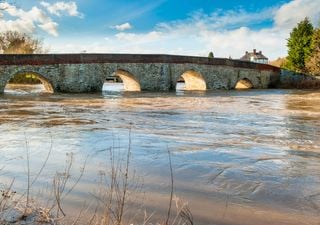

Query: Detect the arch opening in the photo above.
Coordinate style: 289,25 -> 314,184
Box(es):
4,72 -> 54,94
235,78 -> 254,89
176,70 -> 206,91
103,69 -> 141,92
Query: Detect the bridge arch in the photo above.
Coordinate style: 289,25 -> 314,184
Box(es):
235,78 -> 254,89
176,70 -> 207,91
104,69 -> 141,91
5,71 -> 54,93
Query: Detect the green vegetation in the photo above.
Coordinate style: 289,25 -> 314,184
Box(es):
285,18 -> 314,73
208,51 -> 214,58
284,18 -> 320,76
8,73 -> 41,84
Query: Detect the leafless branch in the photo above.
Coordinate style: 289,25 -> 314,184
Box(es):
165,148 -> 174,225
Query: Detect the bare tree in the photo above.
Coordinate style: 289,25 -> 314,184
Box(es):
0,31 -> 45,54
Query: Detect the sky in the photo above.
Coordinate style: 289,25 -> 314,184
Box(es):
0,0 -> 319,60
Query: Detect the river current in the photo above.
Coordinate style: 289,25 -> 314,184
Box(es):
0,83 -> 320,225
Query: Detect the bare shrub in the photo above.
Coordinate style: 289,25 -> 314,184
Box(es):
49,152 -> 87,221
82,135 -> 194,225
0,133 -> 194,225
87,131 -> 145,225
0,31 -> 45,54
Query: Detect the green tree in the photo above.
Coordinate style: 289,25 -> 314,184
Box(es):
306,28 -> 320,75
0,31 -> 44,54
285,18 -> 314,73
208,51 -> 214,58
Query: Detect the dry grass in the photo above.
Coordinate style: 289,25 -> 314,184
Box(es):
87,133 -> 138,225
0,180 -> 16,213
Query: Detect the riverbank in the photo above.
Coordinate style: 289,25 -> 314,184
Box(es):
276,69 -> 320,88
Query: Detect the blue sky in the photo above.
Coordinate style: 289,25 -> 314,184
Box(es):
0,0 -> 319,59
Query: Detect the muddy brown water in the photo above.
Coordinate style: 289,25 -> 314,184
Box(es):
0,83 -> 320,224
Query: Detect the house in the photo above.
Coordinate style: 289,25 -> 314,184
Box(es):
240,49 -> 268,64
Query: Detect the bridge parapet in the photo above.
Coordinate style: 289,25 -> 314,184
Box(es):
0,54 -> 279,70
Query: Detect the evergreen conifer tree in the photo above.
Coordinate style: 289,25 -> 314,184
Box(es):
286,18 -> 314,73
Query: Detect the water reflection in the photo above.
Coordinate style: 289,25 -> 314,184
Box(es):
0,86 -> 319,224
4,84 -> 46,94
102,81 -> 124,93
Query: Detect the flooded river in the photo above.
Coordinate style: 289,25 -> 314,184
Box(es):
0,83 -> 320,225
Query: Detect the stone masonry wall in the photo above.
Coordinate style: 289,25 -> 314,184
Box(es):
0,54 -> 280,93
0,62 -> 279,93
276,69 -> 320,88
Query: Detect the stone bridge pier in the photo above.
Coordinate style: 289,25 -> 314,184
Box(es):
0,54 -> 281,93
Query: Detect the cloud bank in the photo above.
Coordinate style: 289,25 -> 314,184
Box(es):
0,1 -> 82,37
0,2 -> 58,36
0,0 -> 319,59
50,0 -> 320,59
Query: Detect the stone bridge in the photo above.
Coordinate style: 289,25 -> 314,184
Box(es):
0,54 -> 281,93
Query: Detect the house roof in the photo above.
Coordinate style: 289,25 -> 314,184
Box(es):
240,49 -> 268,61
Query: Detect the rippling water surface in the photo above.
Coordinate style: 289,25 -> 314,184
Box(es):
0,83 -> 320,225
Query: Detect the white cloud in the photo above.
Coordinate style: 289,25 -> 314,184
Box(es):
0,1 -> 83,37
113,22 -> 133,31
115,31 -> 162,43
274,0 -> 320,31
0,2 -> 58,36
38,21 -> 59,37
40,1 -> 83,18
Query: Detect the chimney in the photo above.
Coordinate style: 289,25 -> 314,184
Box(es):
253,49 -> 256,54
259,51 -> 262,54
